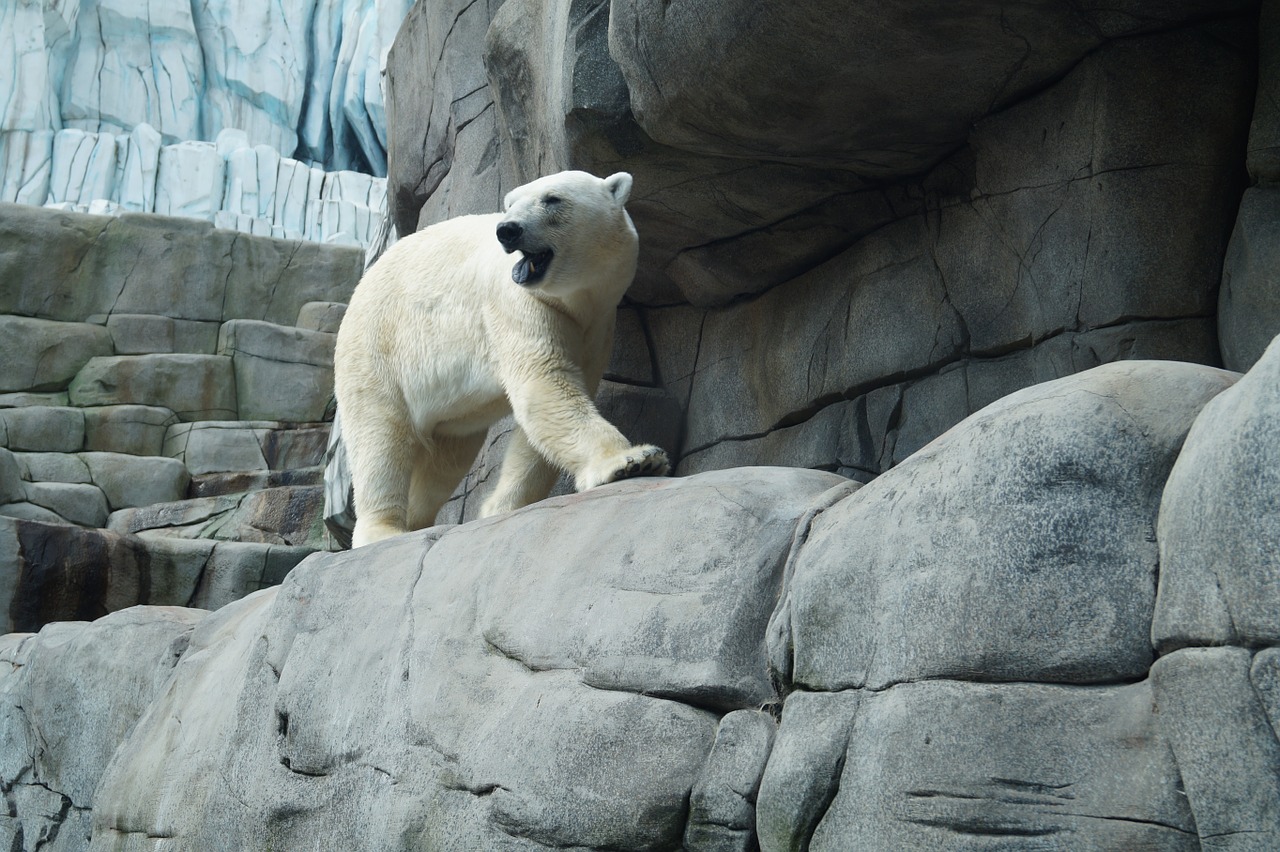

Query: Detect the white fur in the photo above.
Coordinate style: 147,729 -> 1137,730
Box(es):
334,170 -> 668,547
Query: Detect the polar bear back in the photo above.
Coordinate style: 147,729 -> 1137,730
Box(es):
336,214 -> 516,426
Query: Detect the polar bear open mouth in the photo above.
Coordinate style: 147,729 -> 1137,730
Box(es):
512,250 -> 554,286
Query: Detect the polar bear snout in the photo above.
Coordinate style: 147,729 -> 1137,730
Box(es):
496,220 -> 523,252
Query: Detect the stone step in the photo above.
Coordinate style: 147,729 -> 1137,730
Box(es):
0,403 -> 182,456
106,485 -> 331,551
190,467 -> 324,499
215,320 -> 336,422
1,446 -> 188,528
11,450 -> 190,511
163,420 -> 329,475
3,302 -> 341,416
0,315 -> 112,393
0,516 -> 315,633
0,204 -> 362,328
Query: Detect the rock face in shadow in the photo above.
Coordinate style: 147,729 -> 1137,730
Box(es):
384,0 -> 1263,514
5,353 -> 1280,849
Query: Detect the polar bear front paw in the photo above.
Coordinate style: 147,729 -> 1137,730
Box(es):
579,445 -> 670,490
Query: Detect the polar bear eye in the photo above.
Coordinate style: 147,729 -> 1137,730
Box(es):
543,195 -> 562,206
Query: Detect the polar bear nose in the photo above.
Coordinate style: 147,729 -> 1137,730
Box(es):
496,221 -> 523,251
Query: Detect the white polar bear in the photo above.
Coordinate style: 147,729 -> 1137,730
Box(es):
333,170 -> 669,548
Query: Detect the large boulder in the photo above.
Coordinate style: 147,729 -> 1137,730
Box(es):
769,361 -> 1237,693
87,468 -> 844,848
4,355 -> 1279,848
0,607 -> 206,851
1220,188 -> 1280,372
1154,333 -> 1280,650
608,0 -> 1250,178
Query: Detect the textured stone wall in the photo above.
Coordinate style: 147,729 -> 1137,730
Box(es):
0,2 -> 1277,848
2,343 -> 1277,849
385,0 -> 1268,521
0,204 -> 361,631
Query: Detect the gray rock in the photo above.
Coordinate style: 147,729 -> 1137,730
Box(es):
0,448 -> 23,505
1152,647 -> 1280,850
0,406 -> 85,453
803,680 -> 1195,850
0,316 -> 113,393
108,486 -> 328,550
0,515 -> 309,638
1250,0 -> 1280,180
85,467 -> 842,848
216,320 -> 335,422
191,467 -> 324,499
683,214 -> 965,452
678,24 -> 1248,452
757,691 -> 862,852
1251,647 -> 1280,762
609,1 -> 1086,176
605,306 -> 656,386
680,318 -> 1219,479
82,405 -> 179,456
105,493 -> 243,537
772,361 -> 1236,692
68,354 -> 237,421
0,519 -> 151,633
0,392 -> 69,409
295,301 -> 347,333
1154,333 -> 1280,650
79,452 -> 190,511
164,421 -> 330,476
608,0 -> 1247,178
645,304 -> 706,410
1220,189 -> 1280,372
0,606 -> 205,816
105,313 -> 220,355
684,710 -> 776,852
0,206 -> 363,325
14,452 -> 92,484
385,0 -> 507,237
0,502 -> 66,525
21,481 -> 109,528
182,539 -> 315,613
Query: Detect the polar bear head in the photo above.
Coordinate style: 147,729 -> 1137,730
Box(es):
496,171 -> 637,293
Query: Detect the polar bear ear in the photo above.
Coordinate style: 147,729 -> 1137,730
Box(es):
603,172 -> 633,206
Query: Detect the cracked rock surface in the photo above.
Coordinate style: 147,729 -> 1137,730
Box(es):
384,0 -> 1273,502
3,351 -> 1280,848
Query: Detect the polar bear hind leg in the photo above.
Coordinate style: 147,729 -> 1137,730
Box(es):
407,431 -> 487,529
346,405 -> 416,548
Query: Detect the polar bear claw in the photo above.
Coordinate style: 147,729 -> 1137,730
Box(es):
607,445 -> 671,483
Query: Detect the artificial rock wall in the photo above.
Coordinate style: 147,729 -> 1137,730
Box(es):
0,203 -> 363,632
384,0 -> 1280,522
3,342 -> 1279,849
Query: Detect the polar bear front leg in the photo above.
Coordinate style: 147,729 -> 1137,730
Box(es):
479,426 -> 559,518
505,371 -> 670,493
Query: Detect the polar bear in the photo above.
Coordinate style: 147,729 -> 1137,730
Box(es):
333,170 -> 669,548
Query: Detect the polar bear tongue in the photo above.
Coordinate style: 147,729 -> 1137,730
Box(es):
512,250 -> 553,286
